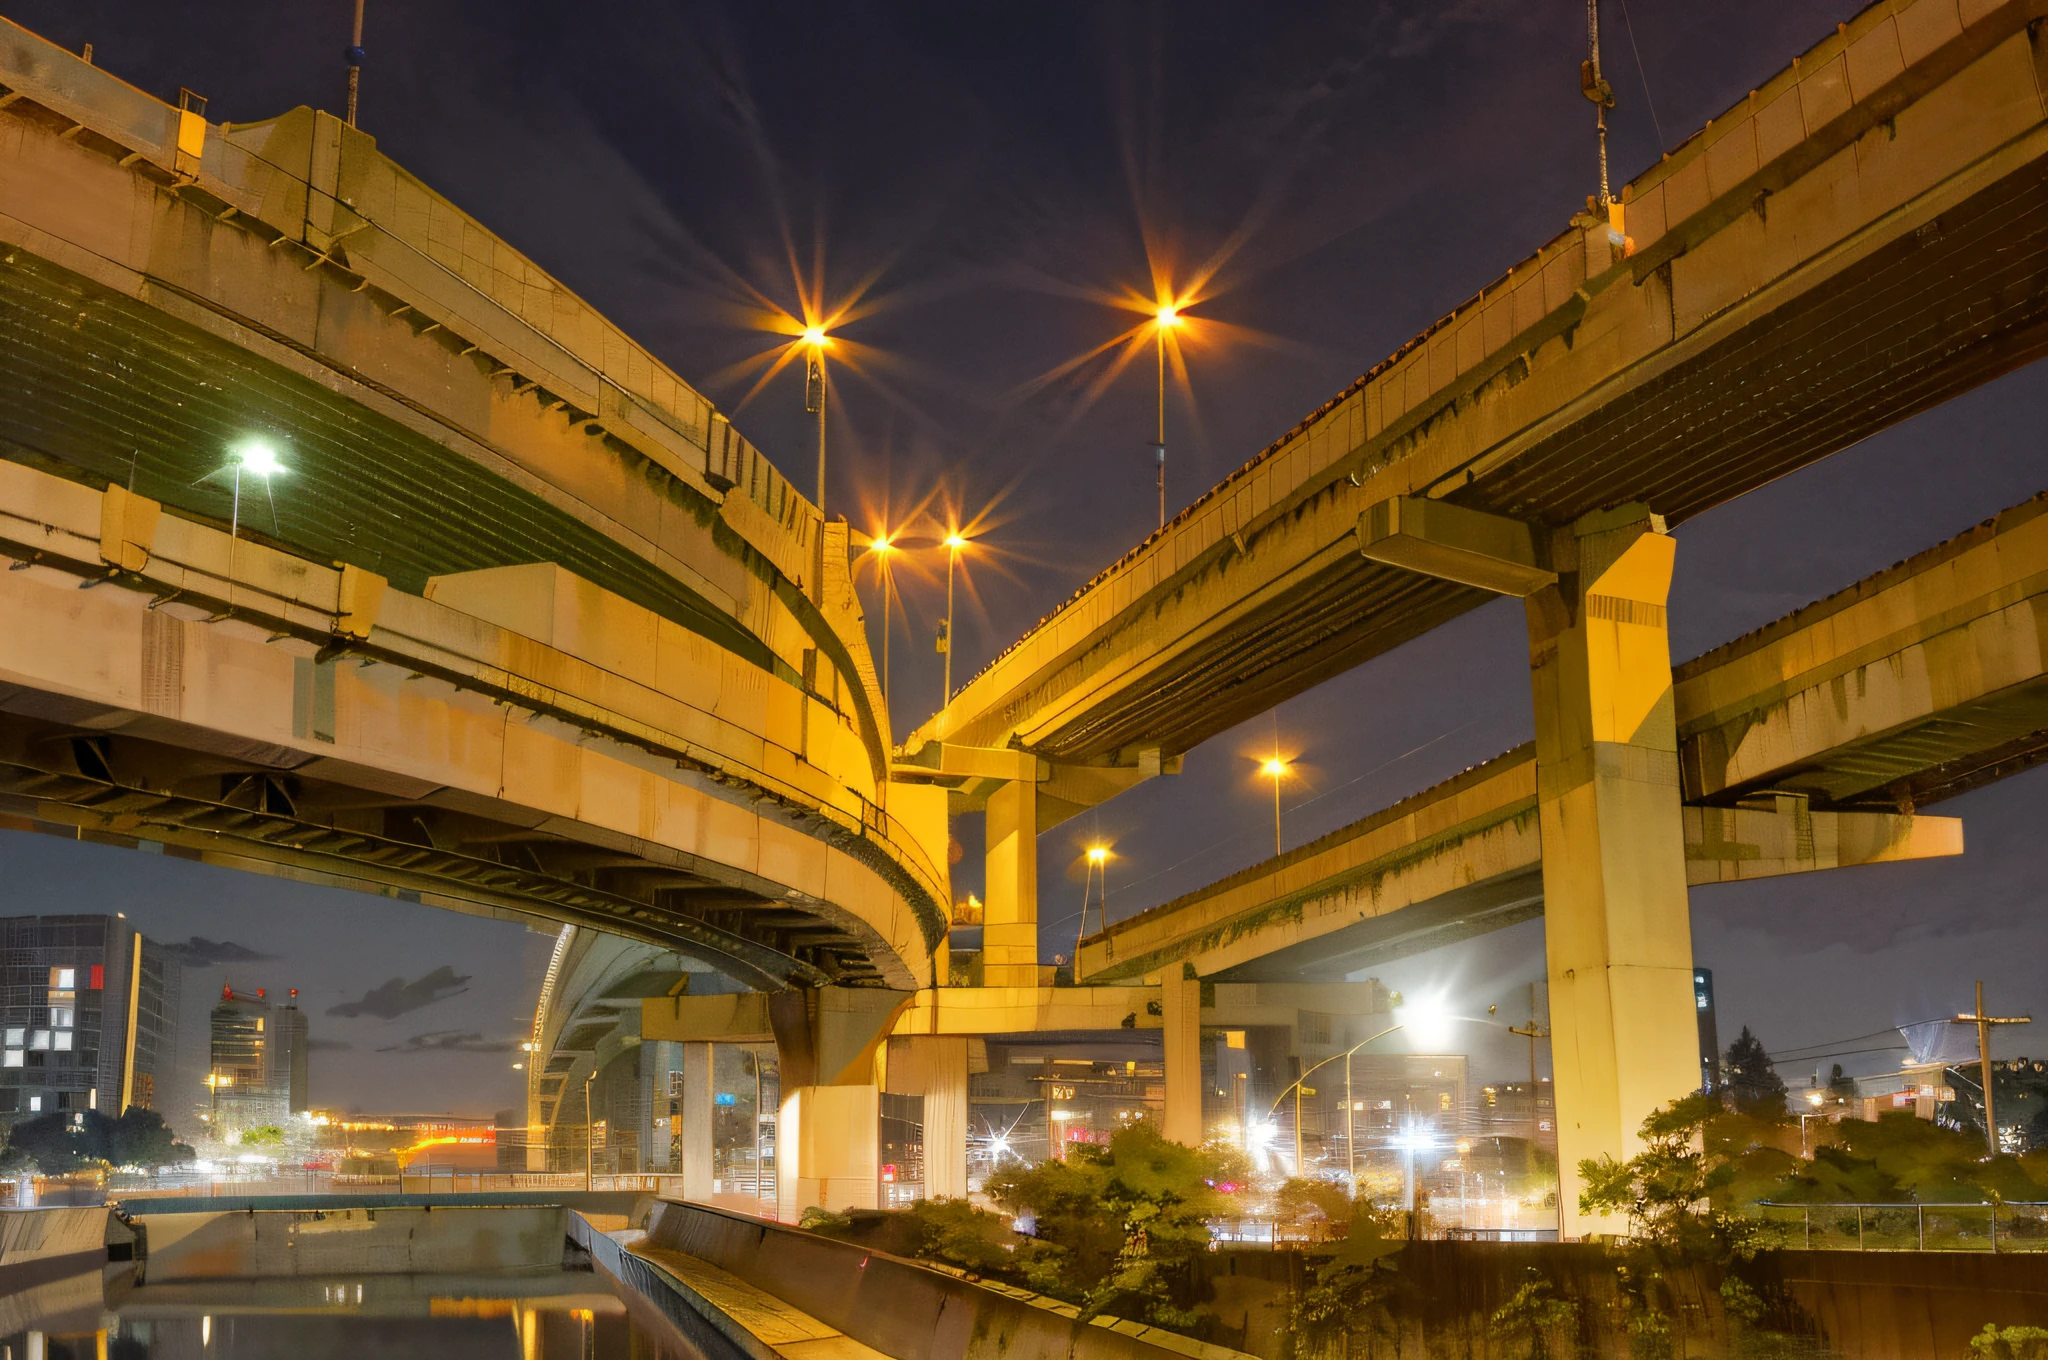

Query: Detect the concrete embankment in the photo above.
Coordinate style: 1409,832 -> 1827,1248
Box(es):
636,1199 -> 1257,1360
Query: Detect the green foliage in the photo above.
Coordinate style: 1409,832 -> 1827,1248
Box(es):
900,1197 -> 1020,1275
1970,1324 -> 2048,1360
1290,1204 -> 1404,1354
239,1124 -> 287,1149
986,1123 -> 1229,1329
3,1109 -> 194,1175
1578,1093 -> 1770,1262
1487,1272 -> 1581,1360
1829,1113 -> 2045,1203
1724,1028 -> 1787,1120
1275,1176 -> 1354,1231
797,1205 -> 855,1235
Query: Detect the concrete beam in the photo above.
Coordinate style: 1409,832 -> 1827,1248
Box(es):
1357,496 -> 1556,596
909,0 -> 2048,812
889,985 -> 1161,1036
1683,799 -> 1962,885
1677,493 -> 2048,811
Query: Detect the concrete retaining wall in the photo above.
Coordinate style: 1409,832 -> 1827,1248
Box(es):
137,1205 -> 568,1281
643,1199 -> 1255,1360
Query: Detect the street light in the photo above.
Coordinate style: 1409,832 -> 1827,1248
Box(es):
1152,304 -> 1183,530
939,533 -> 969,714
1073,843 -> 1111,965
1266,1022 -> 1405,1190
865,533 -> 898,711
802,326 -> 831,515
1260,754 -> 1288,858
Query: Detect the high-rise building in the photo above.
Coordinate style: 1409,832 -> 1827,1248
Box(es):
207,984 -> 312,1133
0,915 -> 180,1132
1695,968 -> 1720,1094
274,990 -> 309,1114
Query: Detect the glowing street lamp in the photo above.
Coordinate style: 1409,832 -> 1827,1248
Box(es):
1152,304 -> 1183,531
864,533 -> 898,712
1073,843 -> 1112,965
223,440 -> 285,542
939,533 -> 969,712
1260,754 -> 1288,858
802,326 -> 832,515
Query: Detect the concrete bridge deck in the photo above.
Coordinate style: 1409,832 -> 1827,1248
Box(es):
909,0 -> 2048,822
1079,490 -> 2047,984
0,21 -> 945,988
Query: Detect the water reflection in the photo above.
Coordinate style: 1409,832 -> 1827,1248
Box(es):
1,1270 -> 699,1359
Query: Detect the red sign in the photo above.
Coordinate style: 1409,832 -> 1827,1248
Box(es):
881,1164 -> 897,1183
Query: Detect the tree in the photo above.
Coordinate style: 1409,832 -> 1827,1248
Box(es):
987,1123 -> 1228,1329
1275,1177 -> 1354,1235
1291,1206 -> 1404,1356
3,1109 -> 194,1175
111,1109 -> 194,1169
1488,1271 -> 1582,1360
1723,1028 -> 1787,1119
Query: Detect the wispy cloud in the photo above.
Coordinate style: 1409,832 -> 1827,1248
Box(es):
377,1030 -> 514,1055
326,966 -> 471,1020
159,937 -> 275,968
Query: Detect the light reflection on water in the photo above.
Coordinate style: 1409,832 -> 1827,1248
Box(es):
0,1271 -> 697,1360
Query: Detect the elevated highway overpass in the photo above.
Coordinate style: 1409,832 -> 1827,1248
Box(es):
0,24 -> 947,990
886,0 -> 2048,1231
1078,490 -> 2047,986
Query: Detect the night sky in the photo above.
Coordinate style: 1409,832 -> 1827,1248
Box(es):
3,1 -> 2042,1117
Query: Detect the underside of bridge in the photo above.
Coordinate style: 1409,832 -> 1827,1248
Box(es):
0,22 -> 947,991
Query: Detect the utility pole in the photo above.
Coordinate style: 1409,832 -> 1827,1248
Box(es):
343,0 -> 366,129
1956,981 -> 2030,1157
1581,0 -> 1616,206
1508,981 -> 1549,1140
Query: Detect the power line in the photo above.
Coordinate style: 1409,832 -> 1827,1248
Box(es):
1614,0 -> 1667,152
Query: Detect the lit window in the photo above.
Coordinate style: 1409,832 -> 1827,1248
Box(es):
1438,1092 -> 1452,1111
30,1031 -> 49,1051
50,1008 -> 73,1029
4,1028 -> 20,1047
27,1095 -> 40,1111
256,1019 -> 265,1033
2,1052 -> 19,1068
49,968 -> 75,991
53,1032 -> 71,1051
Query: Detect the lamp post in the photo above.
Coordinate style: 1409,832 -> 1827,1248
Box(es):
1260,755 -> 1287,858
1266,1023 -> 1406,1193
1152,305 -> 1182,531
584,1068 -> 597,1189
803,327 -> 830,515
1074,844 -> 1109,964
940,533 -> 967,710
865,534 -> 897,711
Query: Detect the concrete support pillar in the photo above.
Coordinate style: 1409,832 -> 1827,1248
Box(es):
887,1035 -> 969,1199
776,1084 -> 879,1222
1160,966 -> 1203,1147
983,778 -> 1039,986
679,1041 -> 714,1202
1524,506 -> 1700,1239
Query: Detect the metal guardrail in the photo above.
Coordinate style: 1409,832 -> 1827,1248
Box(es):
1753,1201 -> 2048,1252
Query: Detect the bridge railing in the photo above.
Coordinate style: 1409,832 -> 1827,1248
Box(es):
1752,1201 -> 2048,1252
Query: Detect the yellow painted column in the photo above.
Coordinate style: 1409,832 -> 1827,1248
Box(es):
1160,967 -> 1203,1147
1524,506 -> 1699,1239
679,1042 -> 714,1202
983,779 -> 1040,986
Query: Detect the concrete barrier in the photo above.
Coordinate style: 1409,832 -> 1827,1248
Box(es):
137,1205 -> 568,1281
0,1206 -> 106,1266
642,1199 -> 1255,1360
